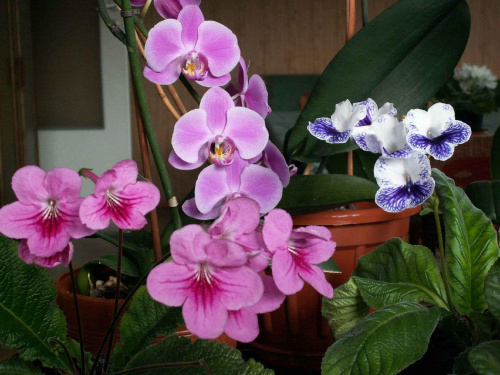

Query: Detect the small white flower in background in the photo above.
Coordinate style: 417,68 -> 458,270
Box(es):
360,115 -> 413,158
454,63 -> 498,92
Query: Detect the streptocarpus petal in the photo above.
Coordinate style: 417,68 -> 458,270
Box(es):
110,159 -> 139,190
27,222 -> 70,257
225,309 -> 259,343
183,293 -> 227,339
205,239 -> 247,267
213,267 -> 263,310
272,250 -> 304,295
59,199 -> 95,238
119,181 -> 160,215
147,262 -> 196,306
169,225 -> 211,265
110,207 -> 148,231
43,168 -> 82,203
171,109 -> 212,163
79,195 -> 111,230
11,166 -> 48,205
0,202 -> 38,239
145,19 -> 186,72
296,263 -> 333,298
251,274 -> 286,314
262,209 -> 292,252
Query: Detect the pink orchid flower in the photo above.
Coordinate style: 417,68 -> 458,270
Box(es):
262,209 -> 336,298
169,87 -> 268,170
0,166 -> 94,258
131,0 -> 200,19
144,5 -> 240,87
249,141 -> 296,188
226,57 -> 271,119
147,224 -> 264,339
225,275 -> 285,342
19,239 -> 73,268
79,160 -> 160,231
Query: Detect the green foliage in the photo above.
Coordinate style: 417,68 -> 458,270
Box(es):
491,127 -> 500,180
112,286 -> 184,370
453,348 -> 477,375
277,174 -> 378,215
124,336 -> 274,374
468,341 -> 500,375
465,181 -> 500,225
322,278 -> 370,340
484,269 -> 500,322
326,149 -> 378,183
285,0 -> 470,160
317,258 -> 341,274
321,302 -> 440,375
352,238 -> 449,310
85,254 -> 140,278
0,358 -> 43,374
433,169 -> 499,316
0,236 -> 71,372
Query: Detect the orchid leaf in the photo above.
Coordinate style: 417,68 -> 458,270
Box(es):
322,302 -> 440,375
322,278 -> 370,340
465,181 -> 500,225
491,126 -> 500,180
318,258 -> 341,273
352,238 -> 449,310
285,0 -> 470,160
278,174 -> 377,215
0,358 -> 43,374
468,341 -> 500,375
433,169 -> 499,316
0,236 -> 71,372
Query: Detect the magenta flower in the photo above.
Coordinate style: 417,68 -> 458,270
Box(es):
169,87 -> 268,169
0,166 -> 94,258
262,209 -> 336,298
144,5 -> 240,87
226,58 -> 271,119
131,0 -> 201,19
250,141 -> 295,188
19,239 -> 73,268
79,160 -> 160,231
147,225 -> 264,339
225,275 -> 285,342
182,153 -> 283,220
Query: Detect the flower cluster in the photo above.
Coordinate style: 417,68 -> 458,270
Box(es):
308,100 -> 472,212
454,63 -> 498,92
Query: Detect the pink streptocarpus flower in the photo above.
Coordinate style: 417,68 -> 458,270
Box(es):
0,166 -> 94,258
262,209 -> 336,298
79,160 -> 160,231
131,0 -> 201,19
144,5 -> 240,87
19,239 -> 73,268
226,57 -> 271,119
169,87 -> 268,170
147,224 -> 264,339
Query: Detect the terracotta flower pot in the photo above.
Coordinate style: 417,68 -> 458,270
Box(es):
251,202 -> 421,370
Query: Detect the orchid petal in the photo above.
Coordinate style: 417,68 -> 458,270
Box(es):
172,109 -> 212,163
239,165 -> 282,214
263,142 -> 291,187
145,20 -> 185,72
144,58 -> 183,85
194,165 -> 231,214
199,87 -> 234,134
168,149 -> 208,170
177,5 -> 204,50
245,74 -> 269,118
208,197 -> 261,239
182,198 -> 221,220
237,57 -> 248,93
195,72 -> 232,88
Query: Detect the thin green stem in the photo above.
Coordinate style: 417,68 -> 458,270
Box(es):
96,0 -> 127,45
114,0 -> 149,38
121,0 -> 182,230
180,75 -> 202,104
139,0 -> 153,18
68,262 -> 85,375
361,0 -> 369,26
113,360 -> 211,375
316,156 -> 329,174
48,338 -> 79,375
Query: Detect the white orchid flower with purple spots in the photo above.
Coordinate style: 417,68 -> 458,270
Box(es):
169,87 -> 268,170
351,98 -> 397,149
307,100 -> 364,144
226,58 -> 271,119
143,5 -> 240,87
361,115 -> 413,158
403,103 -> 471,161
183,153 -> 283,220
131,0 -> 200,19
374,152 -> 435,213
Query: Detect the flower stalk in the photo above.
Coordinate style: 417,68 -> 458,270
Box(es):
113,360 -> 212,375
68,261 -> 85,375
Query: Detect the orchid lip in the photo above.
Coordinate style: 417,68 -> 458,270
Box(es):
182,51 -> 209,81
209,136 -> 236,166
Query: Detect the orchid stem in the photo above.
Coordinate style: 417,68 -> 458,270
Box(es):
361,0 -> 369,26
139,0 -> 152,19
68,262 -> 85,375
316,156 -> 329,174
121,0 -> 182,230
113,360 -> 212,375
180,74 -> 202,104
114,0 -> 149,39
96,0 -> 127,45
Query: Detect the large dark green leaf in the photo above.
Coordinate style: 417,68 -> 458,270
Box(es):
277,174 -> 377,215
433,169 -> 499,316
352,238 -> 449,310
465,181 -> 500,224
468,341 -> 500,375
322,302 -> 440,375
0,358 -> 42,374
484,270 -> 500,322
0,236 -> 71,371
326,149 -> 378,183
454,349 -> 478,375
285,0 -> 470,159
322,278 -> 370,340
112,286 -> 184,370
125,336 -> 273,374
491,127 -> 500,180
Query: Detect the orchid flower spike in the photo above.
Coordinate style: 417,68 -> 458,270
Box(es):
0,166 -> 94,262
351,98 -> 397,149
226,58 -> 271,119
169,87 -> 268,169
147,224 -> 264,339
144,5 -> 240,87
131,0 -> 201,19
404,103 -> 471,161
374,152 -> 435,213
308,100 -> 364,144
79,160 -> 160,231
262,209 -> 336,298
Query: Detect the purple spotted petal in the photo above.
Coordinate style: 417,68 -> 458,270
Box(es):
375,179 -> 435,213
352,129 -> 370,151
440,121 -> 471,145
383,146 -> 414,159
308,118 -> 351,144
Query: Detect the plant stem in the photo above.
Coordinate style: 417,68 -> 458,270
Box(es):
113,360 -> 212,375
68,262 -> 85,375
121,0 -> 182,230
88,252 -> 171,375
139,0 -> 152,19
114,0 -> 149,39
48,338 -> 79,375
432,191 -> 453,310
316,156 -> 329,174
97,0 -> 127,45
180,75 -> 201,104
361,0 -> 369,26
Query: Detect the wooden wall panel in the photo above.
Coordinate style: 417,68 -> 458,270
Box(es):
135,0 -> 500,221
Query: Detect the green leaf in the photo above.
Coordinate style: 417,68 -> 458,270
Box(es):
125,336 -> 273,375
468,341 -> 500,375
318,258 -> 341,273
112,286 -> 184,370
322,278 -> 370,340
484,270 -> 500,322
0,358 -> 43,374
465,181 -> 500,224
0,236 -> 71,371
321,302 -> 440,375
277,174 -> 378,215
286,0 -> 470,158
64,338 -> 92,374
454,349 -> 478,375
491,127 -> 500,180
352,238 -> 449,310
433,169 -> 499,316
325,149 -> 378,183
86,254 -> 140,278
419,208 -> 433,216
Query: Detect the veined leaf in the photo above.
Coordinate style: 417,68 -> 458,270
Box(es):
484,270 -> 500,322
465,181 -> 500,225
318,258 -> 341,274
468,340 -> 500,375
433,169 -> 499,316
0,358 -> 42,374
